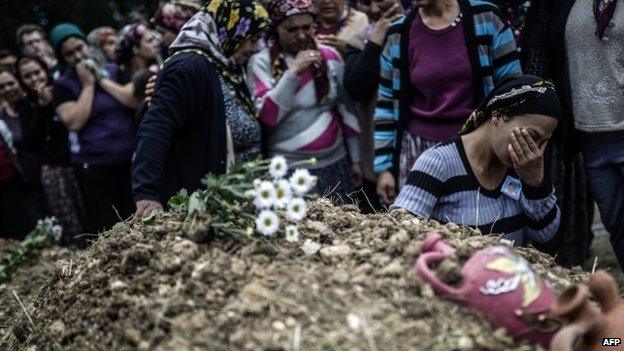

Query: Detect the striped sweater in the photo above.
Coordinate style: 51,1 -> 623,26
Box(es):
374,0 -> 522,174
391,139 -> 560,246
247,45 -> 360,169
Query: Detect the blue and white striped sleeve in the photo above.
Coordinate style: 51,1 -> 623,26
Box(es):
390,149 -> 446,218
373,29 -> 401,174
490,11 -> 522,83
519,183 -> 561,243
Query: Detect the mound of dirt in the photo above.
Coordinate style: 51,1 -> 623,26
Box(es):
0,200 -> 587,350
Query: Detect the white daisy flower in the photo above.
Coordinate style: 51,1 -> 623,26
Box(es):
269,155 -> 288,179
286,198 -> 307,222
253,178 -> 262,189
289,169 -> 315,195
274,179 -> 292,209
285,225 -> 299,243
255,210 -> 280,237
254,181 -> 276,209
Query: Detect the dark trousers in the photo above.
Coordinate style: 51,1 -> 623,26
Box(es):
73,161 -> 135,236
582,132 -> 624,270
0,177 -> 35,240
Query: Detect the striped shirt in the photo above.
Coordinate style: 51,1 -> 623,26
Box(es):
391,139 -> 560,246
246,45 -> 360,169
374,0 -> 522,174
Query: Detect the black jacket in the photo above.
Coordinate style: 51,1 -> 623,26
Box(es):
132,51 -> 227,204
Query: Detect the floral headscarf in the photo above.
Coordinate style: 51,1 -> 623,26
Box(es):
152,0 -> 203,33
169,0 -> 270,113
116,22 -> 149,66
266,0 -> 330,103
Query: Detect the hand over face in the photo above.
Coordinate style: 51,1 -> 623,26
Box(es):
508,128 -> 546,187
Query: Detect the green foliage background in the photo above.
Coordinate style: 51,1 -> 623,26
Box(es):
0,0 -> 161,52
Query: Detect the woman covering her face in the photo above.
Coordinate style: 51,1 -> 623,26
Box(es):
247,0 -> 363,201
392,75 -> 561,247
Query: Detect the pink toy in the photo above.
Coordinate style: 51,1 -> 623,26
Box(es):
415,233 -> 558,348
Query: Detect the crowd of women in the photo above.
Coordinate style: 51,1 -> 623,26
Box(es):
0,0 -> 622,272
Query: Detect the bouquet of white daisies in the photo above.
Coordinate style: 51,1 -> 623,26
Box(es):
168,156 -> 317,242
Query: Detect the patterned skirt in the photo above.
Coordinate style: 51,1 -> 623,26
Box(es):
41,165 -> 86,244
398,132 -> 440,189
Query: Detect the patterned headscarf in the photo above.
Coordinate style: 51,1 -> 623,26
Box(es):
266,0 -> 330,103
169,0 -> 270,114
152,0 -> 203,33
116,22 -> 149,66
461,75 -> 560,135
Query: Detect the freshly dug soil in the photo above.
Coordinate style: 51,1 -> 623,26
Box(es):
0,200 -> 588,350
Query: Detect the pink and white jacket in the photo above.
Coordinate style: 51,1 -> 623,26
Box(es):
246,45 -> 360,169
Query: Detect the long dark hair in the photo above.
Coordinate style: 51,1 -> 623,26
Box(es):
14,55 -> 52,100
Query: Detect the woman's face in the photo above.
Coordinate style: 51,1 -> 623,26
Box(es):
490,113 -> 558,167
277,14 -> 316,55
231,34 -> 265,65
138,30 -> 160,61
18,60 -> 48,91
60,37 -> 92,68
0,71 -> 23,104
316,0 -> 345,23
156,25 -> 177,50
101,35 -> 118,61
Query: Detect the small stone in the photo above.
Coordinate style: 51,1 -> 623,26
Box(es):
285,317 -> 297,328
457,336 -> 474,349
378,259 -> 403,276
347,313 -> 361,330
300,239 -> 321,256
272,320 -> 286,331
48,320 -> 66,341
320,245 -> 352,258
110,280 -> 127,291
124,328 -> 142,345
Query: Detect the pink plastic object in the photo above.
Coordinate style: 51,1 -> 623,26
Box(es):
415,233 -> 557,348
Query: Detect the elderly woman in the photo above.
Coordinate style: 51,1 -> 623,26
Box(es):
50,23 -> 137,234
132,0 -> 270,217
247,0 -> 362,200
315,0 -> 370,52
393,75 -> 561,246
87,26 -> 118,63
374,0 -> 522,204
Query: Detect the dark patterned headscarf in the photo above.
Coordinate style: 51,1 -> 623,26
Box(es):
461,75 -> 561,135
116,22 -> 149,66
169,0 -> 270,114
594,0 -> 618,40
152,0 -> 203,33
266,0 -> 330,103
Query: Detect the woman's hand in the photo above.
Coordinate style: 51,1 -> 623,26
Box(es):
134,200 -> 164,220
376,171 -> 396,203
317,34 -> 348,53
34,82 -> 53,106
370,3 -> 403,46
144,74 -> 157,106
508,128 -> 546,187
76,62 -> 96,87
288,50 -> 322,76
352,162 -> 363,187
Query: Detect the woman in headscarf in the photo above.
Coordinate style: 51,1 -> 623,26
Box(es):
152,0 -> 203,57
116,22 -> 161,80
50,23 -> 137,235
133,0 -> 270,218
87,26 -> 118,64
392,75 -> 561,246
247,0 -> 362,201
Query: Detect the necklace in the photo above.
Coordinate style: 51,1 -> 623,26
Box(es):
450,11 -> 463,27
